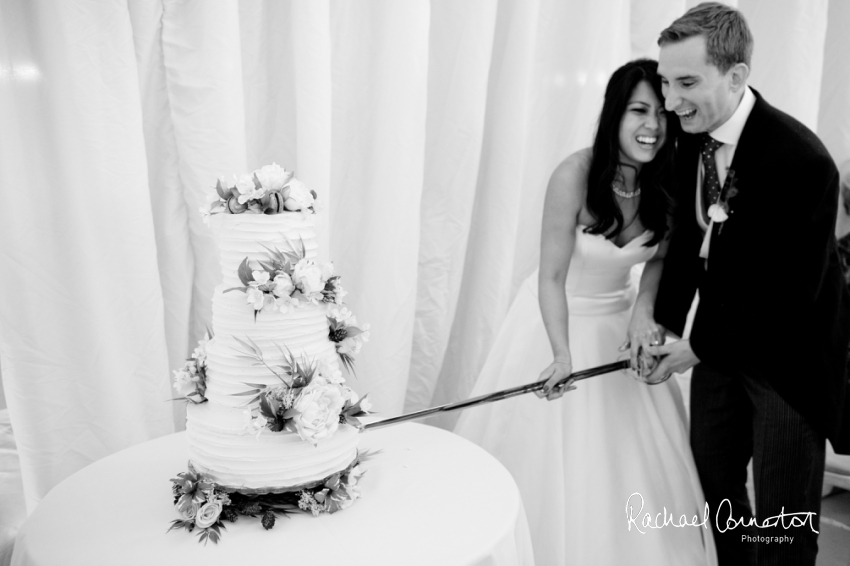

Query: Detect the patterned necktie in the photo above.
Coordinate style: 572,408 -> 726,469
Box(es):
700,133 -> 725,214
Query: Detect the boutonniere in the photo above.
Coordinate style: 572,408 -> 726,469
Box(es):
707,169 -> 739,234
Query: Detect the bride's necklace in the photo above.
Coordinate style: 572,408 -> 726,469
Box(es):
612,181 -> 640,199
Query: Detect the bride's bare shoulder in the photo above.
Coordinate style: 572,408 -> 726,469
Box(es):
548,148 -> 591,192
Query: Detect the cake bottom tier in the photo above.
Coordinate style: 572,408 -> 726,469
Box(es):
187,402 -> 359,492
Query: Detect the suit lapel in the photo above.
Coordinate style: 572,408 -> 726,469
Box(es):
726,90 -> 768,189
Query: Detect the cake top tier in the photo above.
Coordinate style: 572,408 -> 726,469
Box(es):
204,163 -> 319,217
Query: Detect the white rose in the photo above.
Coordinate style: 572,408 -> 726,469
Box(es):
359,397 -> 372,412
254,163 -> 291,191
272,272 -> 294,298
282,178 -> 315,211
194,501 -> 223,529
321,262 -> 334,280
292,382 -> 347,445
293,259 -> 325,296
175,498 -> 200,521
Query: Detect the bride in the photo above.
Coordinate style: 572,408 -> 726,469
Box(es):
455,59 -> 716,565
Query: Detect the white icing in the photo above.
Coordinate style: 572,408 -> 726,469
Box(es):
187,403 -> 358,490
186,212 -> 358,490
210,212 -> 319,288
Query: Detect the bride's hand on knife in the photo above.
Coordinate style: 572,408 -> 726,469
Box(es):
535,354 -> 577,401
624,309 -> 666,374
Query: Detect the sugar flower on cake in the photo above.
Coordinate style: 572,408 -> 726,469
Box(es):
318,360 -> 346,385
338,324 -> 370,356
254,162 -> 290,191
201,192 -> 223,225
282,178 -> 315,212
320,264 -> 346,305
242,408 -> 267,437
169,457 -> 368,541
327,307 -> 370,375
168,470 -> 231,544
202,162 -> 318,216
194,501 -> 224,529
226,241 -> 340,318
299,464 -> 365,516
290,378 -> 347,445
339,389 -> 372,429
172,332 -> 211,404
322,277 -> 346,305
293,258 -> 328,302
245,270 -> 274,310
235,173 -> 266,204
233,338 -> 372,437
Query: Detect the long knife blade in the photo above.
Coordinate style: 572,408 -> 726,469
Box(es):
362,359 -> 629,431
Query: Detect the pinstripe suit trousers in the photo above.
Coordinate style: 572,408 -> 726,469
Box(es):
690,363 -> 825,566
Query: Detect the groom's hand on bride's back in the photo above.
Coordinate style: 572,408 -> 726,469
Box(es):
644,340 -> 700,382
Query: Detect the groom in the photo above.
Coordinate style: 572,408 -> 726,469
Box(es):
644,3 -> 850,565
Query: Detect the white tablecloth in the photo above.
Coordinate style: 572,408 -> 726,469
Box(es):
12,423 -> 533,566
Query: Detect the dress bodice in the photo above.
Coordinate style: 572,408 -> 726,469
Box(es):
564,226 -> 658,315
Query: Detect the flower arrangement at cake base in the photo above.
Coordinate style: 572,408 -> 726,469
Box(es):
168,459 -> 365,544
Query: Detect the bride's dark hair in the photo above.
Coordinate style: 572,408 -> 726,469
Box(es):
584,58 -> 676,247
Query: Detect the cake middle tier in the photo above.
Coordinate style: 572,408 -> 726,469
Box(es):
211,285 -> 333,347
207,286 -> 340,406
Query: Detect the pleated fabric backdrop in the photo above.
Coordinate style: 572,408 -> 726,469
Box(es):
0,0 -> 848,512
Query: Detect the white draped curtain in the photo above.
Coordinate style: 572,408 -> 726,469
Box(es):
1,0 -> 848,516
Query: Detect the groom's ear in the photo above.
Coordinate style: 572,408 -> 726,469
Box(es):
728,62 -> 749,93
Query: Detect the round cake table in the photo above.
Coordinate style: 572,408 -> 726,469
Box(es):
11,423 -> 533,566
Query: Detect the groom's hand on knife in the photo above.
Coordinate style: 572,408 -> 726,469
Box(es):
644,340 -> 700,382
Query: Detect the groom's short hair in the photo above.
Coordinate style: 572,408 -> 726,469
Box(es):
658,2 -> 753,73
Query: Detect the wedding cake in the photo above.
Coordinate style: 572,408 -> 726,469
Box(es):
169,164 -> 370,542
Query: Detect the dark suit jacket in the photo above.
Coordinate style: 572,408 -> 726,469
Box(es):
655,89 -> 850,453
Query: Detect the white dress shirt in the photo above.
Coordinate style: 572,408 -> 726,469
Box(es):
697,86 -> 756,259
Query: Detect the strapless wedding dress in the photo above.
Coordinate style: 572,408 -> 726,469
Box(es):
455,227 -> 717,565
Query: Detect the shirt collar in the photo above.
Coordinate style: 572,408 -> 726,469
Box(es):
709,86 -> 755,146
